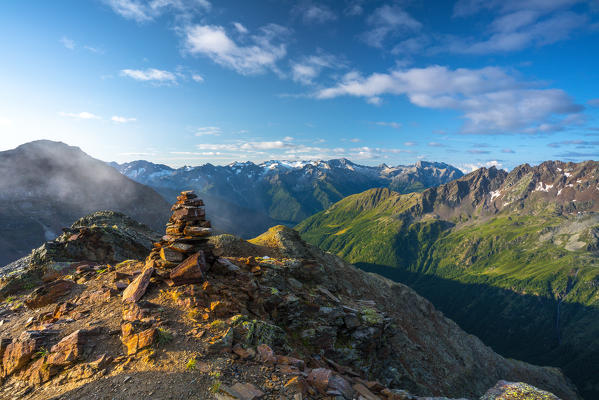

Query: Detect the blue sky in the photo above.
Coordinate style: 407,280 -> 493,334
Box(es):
1,0 -> 598,171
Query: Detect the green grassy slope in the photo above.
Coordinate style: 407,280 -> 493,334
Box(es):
297,184 -> 599,399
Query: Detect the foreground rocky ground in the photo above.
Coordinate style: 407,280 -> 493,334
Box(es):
0,193 -> 580,399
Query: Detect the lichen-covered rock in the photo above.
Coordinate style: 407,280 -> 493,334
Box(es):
30,211 -> 161,268
481,381 -> 562,400
230,315 -> 287,349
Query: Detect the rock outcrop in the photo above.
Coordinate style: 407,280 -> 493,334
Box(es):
0,194 -> 580,400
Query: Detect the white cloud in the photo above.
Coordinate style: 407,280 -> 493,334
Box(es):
241,141 -> 287,150
192,137 -> 414,162
366,96 -> 383,105
460,160 -> 504,173
316,65 -> 582,134
291,53 -> 341,85
60,36 -> 75,50
453,0 -> 583,18
195,126 -> 221,136
192,74 -> 204,82
294,2 -> 337,24
348,146 -> 412,160
105,0 -> 211,23
404,141 -> 417,146
0,117 -> 12,127
362,5 -> 421,48
345,0 -> 364,16
448,0 -> 590,54
350,138 -> 361,143
233,22 -> 248,34
184,24 -> 289,75
448,11 -> 587,54
121,68 -> 177,83
59,111 -> 101,120
375,121 -> 402,129
112,115 -> 137,123
84,45 -> 105,54
196,143 -> 240,151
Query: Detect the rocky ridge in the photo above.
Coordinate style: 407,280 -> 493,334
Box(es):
0,193 -> 579,399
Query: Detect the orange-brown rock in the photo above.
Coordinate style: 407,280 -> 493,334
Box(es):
87,287 -> 117,303
232,344 -> 254,360
171,207 -> 205,221
183,226 -> 212,237
2,339 -> 37,377
25,356 -> 62,384
122,266 -> 154,303
24,280 -> 75,309
307,368 -> 332,393
160,247 -> 185,263
276,355 -> 304,369
168,242 -> 195,253
285,376 -> 308,395
47,330 -> 86,366
122,301 -> 158,322
230,382 -> 265,400
122,327 -> 157,355
170,251 -> 207,286
52,302 -> 76,319
256,344 -> 276,364
352,383 -> 381,400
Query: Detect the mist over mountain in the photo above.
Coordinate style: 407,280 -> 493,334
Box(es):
298,160 -> 599,399
112,158 -> 463,236
0,141 -> 170,266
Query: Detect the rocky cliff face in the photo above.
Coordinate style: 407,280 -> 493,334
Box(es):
0,194 -> 579,400
0,141 -> 170,267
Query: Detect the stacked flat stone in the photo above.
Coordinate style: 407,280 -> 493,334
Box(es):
147,190 -> 213,268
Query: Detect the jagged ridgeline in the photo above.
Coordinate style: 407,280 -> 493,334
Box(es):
297,160 -> 599,400
0,192 -> 580,399
112,158 -> 463,238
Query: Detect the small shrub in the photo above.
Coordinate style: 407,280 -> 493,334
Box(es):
186,357 -> 197,370
209,380 -> 222,393
156,328 -> 173,346
33,347 -> 49,359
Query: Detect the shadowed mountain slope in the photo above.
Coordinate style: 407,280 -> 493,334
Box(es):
0,141 -> 170,266
297,161 -> 599,399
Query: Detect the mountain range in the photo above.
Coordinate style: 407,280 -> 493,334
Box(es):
0,141 -> 170,266
111,158 -> 463,237
297,160 -> 599,399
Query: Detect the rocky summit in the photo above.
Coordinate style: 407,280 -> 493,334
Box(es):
0,193 -> 580,399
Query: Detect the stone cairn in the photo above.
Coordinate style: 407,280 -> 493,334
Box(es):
144,190 -> 214,286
